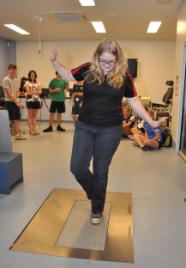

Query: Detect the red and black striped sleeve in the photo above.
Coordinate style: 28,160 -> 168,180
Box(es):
71,62 -> 91,81
124,70 -> 137,98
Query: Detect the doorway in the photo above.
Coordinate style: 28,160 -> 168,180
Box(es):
179,48 -> 186,160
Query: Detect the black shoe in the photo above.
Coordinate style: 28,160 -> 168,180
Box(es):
57,125 -> 66,132
141,145 -> 150,151
43,126 -> 53,132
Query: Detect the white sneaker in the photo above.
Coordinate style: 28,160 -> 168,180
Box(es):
91,213 -> 103,225
128,134 -> 134,140
10,128 -> 16,136
29,130 -> 35,135
33,130 -> 40,135
15,134 -> 27,140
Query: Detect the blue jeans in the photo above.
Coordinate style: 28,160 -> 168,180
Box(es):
70,120 -> 122,214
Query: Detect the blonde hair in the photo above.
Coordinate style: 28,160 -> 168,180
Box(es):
148,109 -> 155,118
122,103 -> 131,112
85,39 -> 127,88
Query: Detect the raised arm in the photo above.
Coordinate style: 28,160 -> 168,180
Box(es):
49,46 -> 76,82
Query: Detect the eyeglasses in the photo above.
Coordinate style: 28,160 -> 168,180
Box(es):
99,59 -> 117,65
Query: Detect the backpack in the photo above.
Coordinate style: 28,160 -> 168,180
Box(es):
161,127 -> 172,147
162,87 -> 173,104
19,76 -> 29,92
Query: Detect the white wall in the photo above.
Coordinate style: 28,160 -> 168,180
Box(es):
171,0 -> 186,148
120,40 -> 175,103
16,40 -> 175,103
0,38 -> 16,83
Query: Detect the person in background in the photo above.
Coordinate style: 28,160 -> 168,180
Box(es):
43,72 -> 68,132
25,70 -> 42,135
49,39 -> 166,225
71,80 -> 84,122
130,117 -> 145,136
132,109 -> 162,150
122,103 -> 135,137
2,64 -> 26,140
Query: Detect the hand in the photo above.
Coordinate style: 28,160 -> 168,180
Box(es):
151,117 -> 168,128
16,102 -> 23,108
151,120 -> 160,128
159,117 -> 168,124
49,45 -> 57,62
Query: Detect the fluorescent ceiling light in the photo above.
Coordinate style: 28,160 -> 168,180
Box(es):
147,21 -> 162,33
4,24 -> 30,35
79,0 -> 95,6
91,21 -> 106,33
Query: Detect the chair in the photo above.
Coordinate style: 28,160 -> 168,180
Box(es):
152,80 -> 174,111
152,80 -> 174,126
156,111 -> 170,127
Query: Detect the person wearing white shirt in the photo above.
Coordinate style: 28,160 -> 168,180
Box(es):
2,64 -> 26,140
25,70 -> 42,135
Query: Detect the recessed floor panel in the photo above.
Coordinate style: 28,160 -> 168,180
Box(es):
10,188 -> 133,263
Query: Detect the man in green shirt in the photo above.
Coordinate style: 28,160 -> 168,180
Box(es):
43,72 -> 68,132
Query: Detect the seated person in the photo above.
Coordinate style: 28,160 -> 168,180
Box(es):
122,104 -> 135,137
132,110 -> 162,150
131,118 -> 145,137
